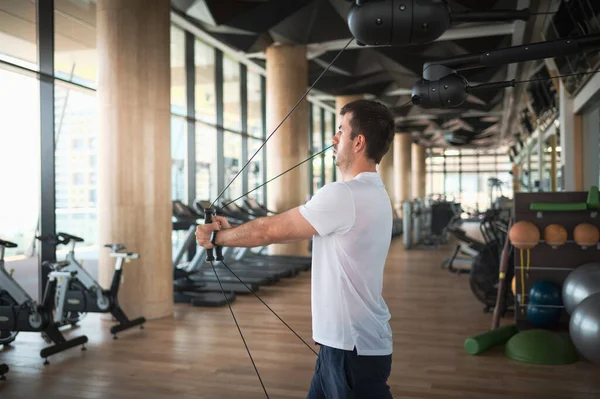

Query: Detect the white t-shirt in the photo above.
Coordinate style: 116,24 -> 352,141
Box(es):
299,171 -> 393,356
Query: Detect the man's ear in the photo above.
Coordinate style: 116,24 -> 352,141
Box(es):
353,134 -> 367,153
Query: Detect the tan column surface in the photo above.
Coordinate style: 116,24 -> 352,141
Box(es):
97,0 -> 173,320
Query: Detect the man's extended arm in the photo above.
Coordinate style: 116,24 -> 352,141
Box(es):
210,207 -> 317,248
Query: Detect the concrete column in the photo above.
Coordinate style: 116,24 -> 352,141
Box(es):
97,0 -> 173,319
411,143 -> 426,199
335,95 -> 363,181
335,95 -> 364,123
265,44 -> 310,256
378,141 -> 394,201
393,133 -> 412,212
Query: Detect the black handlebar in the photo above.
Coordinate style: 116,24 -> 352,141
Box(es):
36,235 -> 66,246
36,232 -> 84,246
0,239 -> 17,248
58,232 -> 84,242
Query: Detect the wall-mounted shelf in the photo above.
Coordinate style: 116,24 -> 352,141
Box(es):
513,191 -> 600,330
535,210 -> 598,219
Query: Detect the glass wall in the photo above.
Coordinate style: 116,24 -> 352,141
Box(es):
54,83 -> 98,246
0,2 -> 40,298
247,70 -> 262,137
224,132 -> 243,201
0,0 -> 38,264
52,1 -> 98,256
426,147 -> 513,214
221,55 -> 243,202
223,55 -> 241,131
195,38 -> 216,124
171,116 -> 187,201
166,31 -> 268,208
308,105 -> 337,193
0,68 -> 40,259
170,24 -> 187,203
170,25 -> 186,116
323,111 -> 335,184
511,124 -> 563,193
311,105 -> 323,194
1,3 -> 339,267
247,70 -> 265,204
195,123 -> 218,201
248,138 -> 265,204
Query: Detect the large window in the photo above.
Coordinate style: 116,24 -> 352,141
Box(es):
195,39 -> 216,124
324,111 -> 335,184
542,134 -> 561,192
426,148 -> 513,213
196,123 -> 217,201
247,70 -> 262,137
223,132 -> 243,202
0,1 -> 38,68
0,11 -> 272,265
0,67 -> 42,295
247,70 -> 265,204
54,83 -> 98,250
170,24 -> 187,201
221,55 -> 243,203
445,172 -> 461,204
248,138 -> 265,204
170,24 -> 186,115
309,106 -> 338,191
0,69 -> 40,260
54,0 -> 97,87
171,116 -> 187,201
311,105 -> 324,194
223,55 -> 241,131
460,172 -> 479,212
177,30 -> 268,208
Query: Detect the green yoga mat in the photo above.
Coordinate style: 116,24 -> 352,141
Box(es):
504,329 -> 579,365
464,324 -> 519,355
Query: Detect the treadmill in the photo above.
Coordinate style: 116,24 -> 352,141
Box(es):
215,200 -> 311,274
193,201 -> 300,279
240,198 -> 312,269
172,201 -> 275,305
172,200 -> 243,307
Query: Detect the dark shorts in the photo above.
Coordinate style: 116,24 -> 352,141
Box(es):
306,344 -> 393,399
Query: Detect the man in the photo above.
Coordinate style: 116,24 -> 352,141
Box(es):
196,99 -> 395,399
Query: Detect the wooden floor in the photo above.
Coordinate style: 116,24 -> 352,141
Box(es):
2,238 -> 600,399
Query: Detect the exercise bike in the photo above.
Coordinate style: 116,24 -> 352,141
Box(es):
0,238 -> 88,365
39,233 -> 146,339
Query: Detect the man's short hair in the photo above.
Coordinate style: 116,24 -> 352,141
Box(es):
340,99 -> 395,164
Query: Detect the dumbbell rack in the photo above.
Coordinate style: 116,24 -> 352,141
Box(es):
512,190 -> 600,331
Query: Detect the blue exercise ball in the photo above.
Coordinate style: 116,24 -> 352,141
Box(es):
527,303 -> 561,327
563,262 -> 600,314
529,281 -> 563,306
569,293 -> 600,363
